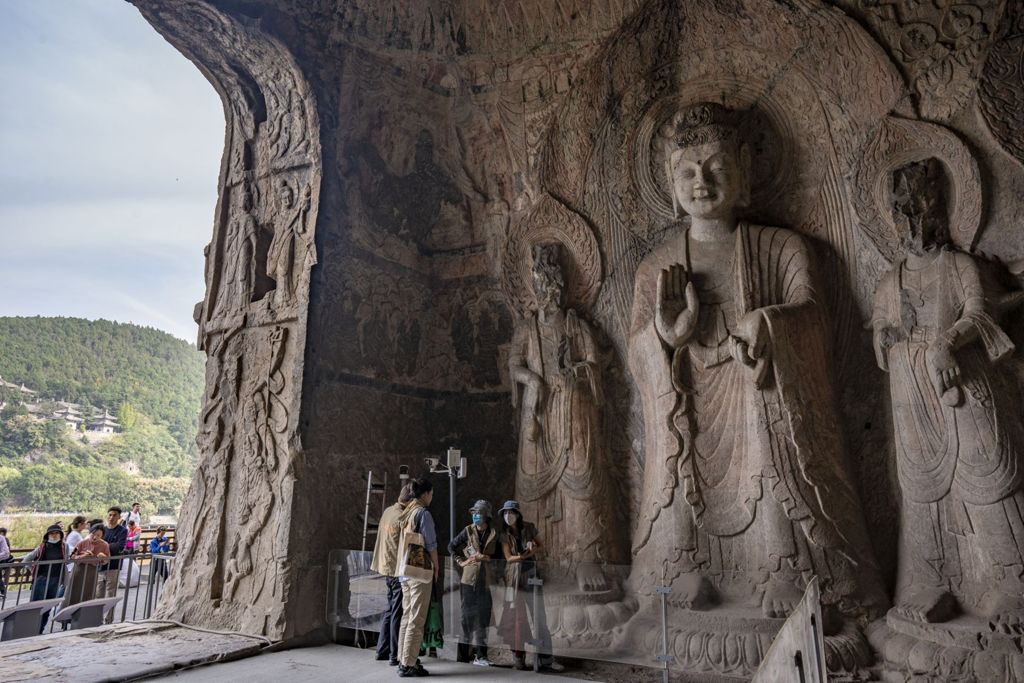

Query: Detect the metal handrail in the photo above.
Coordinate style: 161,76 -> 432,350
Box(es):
0,551 -> 176,637
8,526 -> 177,555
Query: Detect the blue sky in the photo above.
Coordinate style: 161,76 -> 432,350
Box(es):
0,0 -> 223,342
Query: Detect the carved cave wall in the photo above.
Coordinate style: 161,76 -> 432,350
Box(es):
135,0 -> 1024,660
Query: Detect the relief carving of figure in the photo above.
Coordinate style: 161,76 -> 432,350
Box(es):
218,183 -> 258,314
510,244 -> 618,593
165,327 -> 241,606
223,327 -> 289,605
267,178 -> 315,308
628,103 -> 886,619
872,158 -> 1024,632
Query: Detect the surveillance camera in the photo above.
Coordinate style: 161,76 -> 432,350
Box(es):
424,457 -> 440,470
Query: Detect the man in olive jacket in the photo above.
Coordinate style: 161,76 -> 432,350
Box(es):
371,484 -> 413,666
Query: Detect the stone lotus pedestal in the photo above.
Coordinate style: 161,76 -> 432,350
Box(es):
870,613 -> 1024,682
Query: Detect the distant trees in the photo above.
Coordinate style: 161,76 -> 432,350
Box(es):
0,316 -> 203,514
96,415 -> 194,477
3,464 -> 188,515
118,402 -> 140,431
0,316 -> 204,452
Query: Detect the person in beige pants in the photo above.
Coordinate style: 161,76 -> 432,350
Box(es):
396,479 -> 439,678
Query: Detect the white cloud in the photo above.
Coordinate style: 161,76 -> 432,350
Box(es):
0,0 -> 223,341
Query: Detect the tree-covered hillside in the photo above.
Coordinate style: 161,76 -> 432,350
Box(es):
0,317 -> 203,514
0,317 -> 203,450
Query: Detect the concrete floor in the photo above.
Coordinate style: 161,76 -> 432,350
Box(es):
155,644 -> 581,682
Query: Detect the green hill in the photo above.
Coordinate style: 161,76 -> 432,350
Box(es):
0,317 -> 203,514
0,316 -> 204,451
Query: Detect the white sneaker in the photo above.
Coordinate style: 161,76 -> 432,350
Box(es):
472,657 -> 493,667
540,660 -> 565,672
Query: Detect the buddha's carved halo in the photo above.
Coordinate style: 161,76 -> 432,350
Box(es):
501,193 -> 602,317
853,116 -> 982,260
630,85 -> 794,220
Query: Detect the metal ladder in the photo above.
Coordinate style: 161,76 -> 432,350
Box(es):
360,470 -> 387,552
353,470 -> 387,649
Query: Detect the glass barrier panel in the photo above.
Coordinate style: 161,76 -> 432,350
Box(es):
327,549 -> 683,670
325,548 -> 831,679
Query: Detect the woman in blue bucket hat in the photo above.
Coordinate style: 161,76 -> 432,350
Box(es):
497,500 -> 563,672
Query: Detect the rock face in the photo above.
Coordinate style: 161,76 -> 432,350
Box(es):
131,0 -> 1024,678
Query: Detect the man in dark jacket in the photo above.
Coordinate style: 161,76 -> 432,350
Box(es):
97,506 -> 127,623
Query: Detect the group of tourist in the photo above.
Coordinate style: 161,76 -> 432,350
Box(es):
0,503 -> 174,632
370,479 -> 563,678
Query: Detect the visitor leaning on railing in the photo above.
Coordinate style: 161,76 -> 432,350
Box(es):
66,522 -> 111,606
149,527 -> 171,580
20,524 -> 68,632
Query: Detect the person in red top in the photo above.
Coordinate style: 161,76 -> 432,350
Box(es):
66,523 -> 111,606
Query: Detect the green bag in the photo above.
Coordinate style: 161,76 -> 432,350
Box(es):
421,595 -> 444,649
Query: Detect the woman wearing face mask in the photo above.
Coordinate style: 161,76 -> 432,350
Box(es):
448,499 -> 498,666
498,500 -> 563,672
21,524 -> 67,632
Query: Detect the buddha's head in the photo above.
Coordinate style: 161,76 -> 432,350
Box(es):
275,178 -> 294,210
531,243 -> 565,311
891,157 -> 949,257
663,103 -> 750,220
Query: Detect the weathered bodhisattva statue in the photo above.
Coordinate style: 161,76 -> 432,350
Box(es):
219,183 -> 257,314
872,158 -> 1024,632
510,243 -> 617,593
268,179 -> 314,308
628,103 -> 885,618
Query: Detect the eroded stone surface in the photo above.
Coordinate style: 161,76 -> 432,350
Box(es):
0,623 -> 264,682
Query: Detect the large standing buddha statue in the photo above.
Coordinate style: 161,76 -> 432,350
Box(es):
627,103 -> 886,620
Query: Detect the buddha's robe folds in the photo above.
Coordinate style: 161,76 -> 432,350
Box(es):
628,222 -> 885,614
873,249 -> 1024,598
511,308 -> 612,573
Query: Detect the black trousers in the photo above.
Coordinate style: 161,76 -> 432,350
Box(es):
377,576 -> 404,660
457,581 -> 492,661
31,568 -> 63,633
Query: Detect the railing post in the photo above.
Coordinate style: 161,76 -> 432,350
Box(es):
655,586 -> 673,683
528,576 -> 544,672
120,555 -> 132,623
448,468 -> 457,649
331,557 -> 341,644
144,557 -> 156,618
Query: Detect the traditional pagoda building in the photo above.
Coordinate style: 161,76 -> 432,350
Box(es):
52,402 -> 85,431
0,375 -> 37,397
87,410 -> 121,434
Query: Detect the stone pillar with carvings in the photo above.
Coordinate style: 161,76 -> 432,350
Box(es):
133,0 -> 320,640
